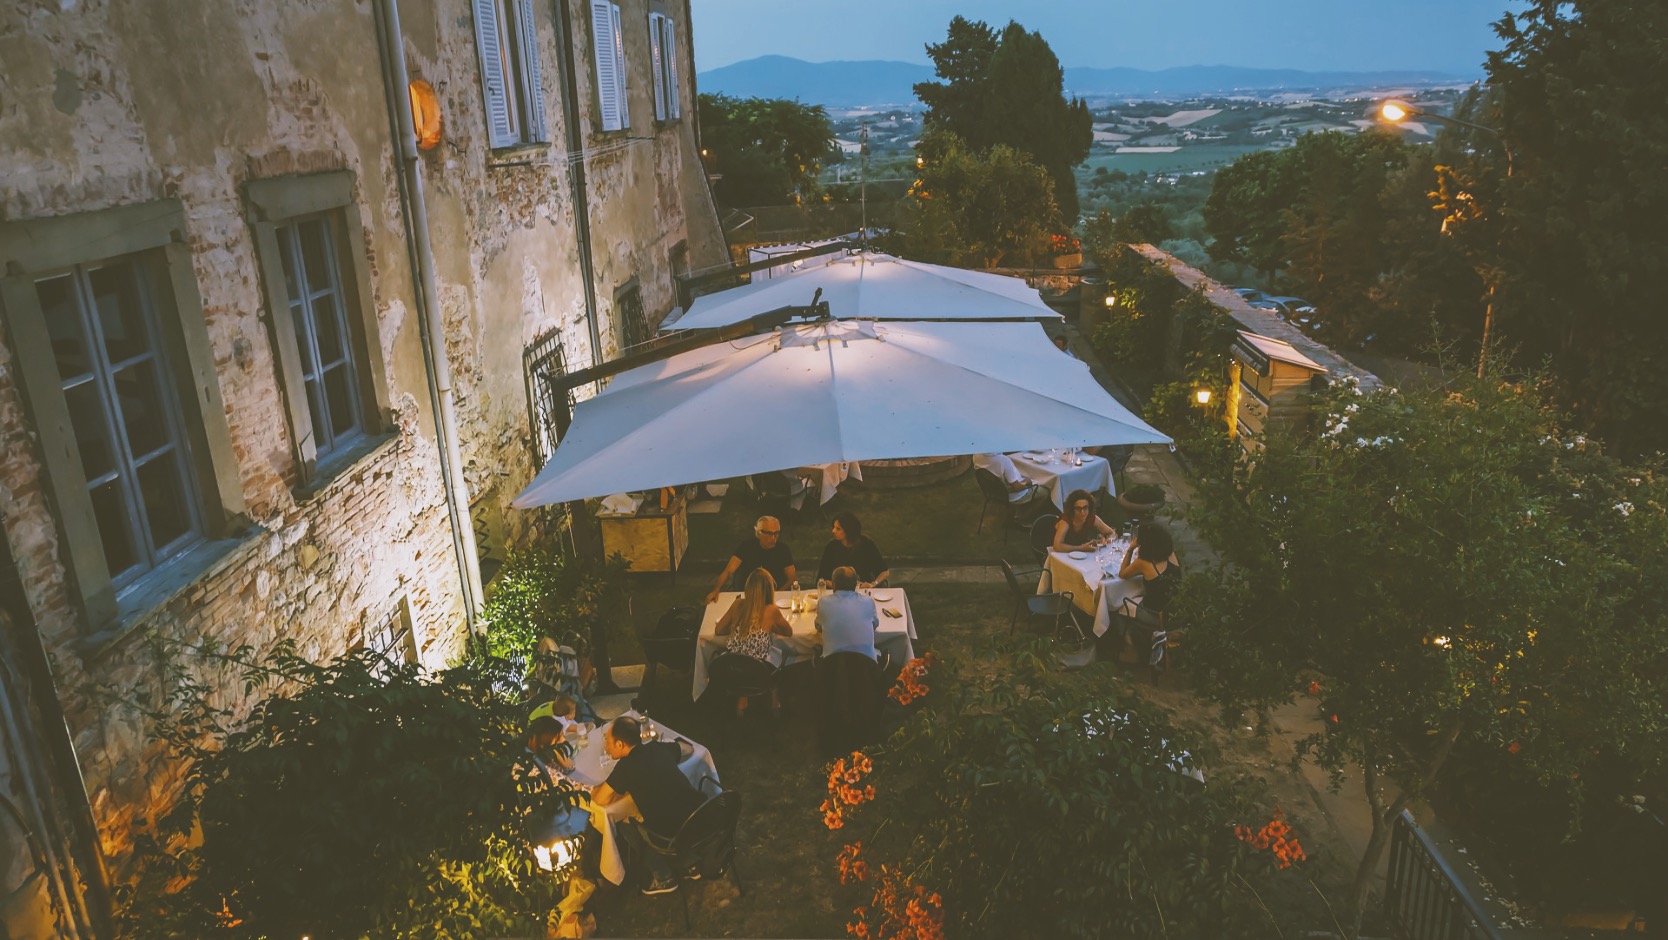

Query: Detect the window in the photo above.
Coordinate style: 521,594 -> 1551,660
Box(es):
647,10 -> 681,122
523,328 -> 574,468
276,218 -> 363,459
1,200 -> 245,627
614,280 -> 649,351
35,260 -> 203,589
473,0 -> 548,148
246,172 -> 392,485
360,596 -> 419,676
591,1 -> 629,132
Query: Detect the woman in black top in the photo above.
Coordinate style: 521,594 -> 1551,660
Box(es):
816,511 -> 890,586
1052,489 -> 1115,553
1118,521 -> 1182,612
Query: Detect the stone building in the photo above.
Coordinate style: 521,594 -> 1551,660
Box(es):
0,0 -> 723,927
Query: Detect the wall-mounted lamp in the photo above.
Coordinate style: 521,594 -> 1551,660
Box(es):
409,80 -> 442,151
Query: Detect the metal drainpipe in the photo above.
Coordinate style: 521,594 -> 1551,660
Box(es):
372,0 -> 483,631
552,0 -> 604,370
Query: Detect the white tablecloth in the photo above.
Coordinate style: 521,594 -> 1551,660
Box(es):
560,712 -> 718,885
1009,452 -> 1113,510
692,588 -> 916,699
1041,542 -> 1145,637
802,461 -> 863,504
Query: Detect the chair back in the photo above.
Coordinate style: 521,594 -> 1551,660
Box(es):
1106,445 -> 1136,476
706,652 -> 778,699
670,790 -> 743,880
973,467 -> 1009,504
999,559 -> 1030,601
641,607 -> 701,673
816,652 -> 886,757
1029,514 -> 1059,559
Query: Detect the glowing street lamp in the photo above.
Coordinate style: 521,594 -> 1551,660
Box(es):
1194,388 -> 1212,406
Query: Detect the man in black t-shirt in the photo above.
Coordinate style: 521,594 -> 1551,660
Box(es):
591,716 -> 704,894
705,515 -> 797,603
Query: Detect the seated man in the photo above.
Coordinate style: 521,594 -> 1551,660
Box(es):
707,515 -> 796,604
591,716 -> 705,895
815,566 -> 879,661
972,453 -> 1046,512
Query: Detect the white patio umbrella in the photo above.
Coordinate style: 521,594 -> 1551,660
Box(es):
512,320 -> 1167,508
662,250 -> 1061,331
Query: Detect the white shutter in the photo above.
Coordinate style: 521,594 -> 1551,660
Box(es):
473,0 -> 516,147
516,0 -> 547,141
591,0 -> 622,132
611,3 -> 629,129
661,15 -> 680,118
648,13 -> 666,122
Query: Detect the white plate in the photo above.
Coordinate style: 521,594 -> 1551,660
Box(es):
870,591 -> 895,602
774,599 -> 793,609
1068,551 -> 1089,560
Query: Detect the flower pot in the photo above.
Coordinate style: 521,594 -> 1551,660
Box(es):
1052,252 -> 1083,270
1118,494 -> 1164,516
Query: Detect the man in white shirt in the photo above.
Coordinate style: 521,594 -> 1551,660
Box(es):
973,453 -> 1046,506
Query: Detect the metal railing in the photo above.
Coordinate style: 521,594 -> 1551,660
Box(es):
1384,810 -> 1502,940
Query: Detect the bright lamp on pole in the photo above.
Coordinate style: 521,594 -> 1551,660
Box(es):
1195,388 -> 1212,405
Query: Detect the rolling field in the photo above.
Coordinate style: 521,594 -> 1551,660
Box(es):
1080,144 -> 1266,176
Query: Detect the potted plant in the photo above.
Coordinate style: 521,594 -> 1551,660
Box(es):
1050,234 -> 1083,269
1118,483 -> 1165,515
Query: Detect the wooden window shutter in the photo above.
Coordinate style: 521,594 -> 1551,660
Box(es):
648,13 -> 666,122
661,15 -> 680,118
473,0 -> 516,147
516,0 -> 548,141
590,0 -> 622,131
610,3 -> 629,129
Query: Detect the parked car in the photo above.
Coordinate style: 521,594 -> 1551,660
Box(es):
1230,287 -> 1266,302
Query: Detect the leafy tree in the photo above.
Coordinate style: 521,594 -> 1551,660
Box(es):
884,130 -> 1061,268
1182,373 -> 1668,924
117,644 -> 570,939
914,17 -> 1093,220
828,643 -> 1312,939
697,93 -> 835,207
1486,0 -> 1668,454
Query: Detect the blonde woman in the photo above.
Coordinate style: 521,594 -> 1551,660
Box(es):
714,567 -> 793,667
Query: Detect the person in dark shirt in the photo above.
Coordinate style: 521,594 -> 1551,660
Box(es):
816,511 -> 890,586
706,515 -> 797,603
591,716 -> 704,894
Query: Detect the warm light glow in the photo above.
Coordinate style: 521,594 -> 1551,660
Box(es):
1380,101 -> 1409,123
408,80 -> 442,151
1432,635 -> 1452,649
1195,388 -> 1212,405
915,155 -> 925,167
1103,294 -> 1117,308
535,837 -> 580,873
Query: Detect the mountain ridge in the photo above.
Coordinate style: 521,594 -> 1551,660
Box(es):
698,54 -> 1480,107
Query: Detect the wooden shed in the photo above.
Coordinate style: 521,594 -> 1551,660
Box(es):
1231,330 -> 1328,448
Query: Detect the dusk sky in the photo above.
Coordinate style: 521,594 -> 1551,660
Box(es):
691,0 -> 1519,74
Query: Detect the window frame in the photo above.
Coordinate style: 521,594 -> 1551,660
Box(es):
523,327 -> 574,469
473,0 -> 550,149
614,278 -> 650,352
0,200 -> 246,628
647,8 -> 681,123
246,171 -> 393,488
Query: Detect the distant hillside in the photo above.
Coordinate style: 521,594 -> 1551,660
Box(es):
697,55 -> 1478,108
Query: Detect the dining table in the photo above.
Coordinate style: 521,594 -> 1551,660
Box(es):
558,711 -> 719,886
1040,536 -> 1146,638
692,587 -> 917,700
1008,450 -> 1113,510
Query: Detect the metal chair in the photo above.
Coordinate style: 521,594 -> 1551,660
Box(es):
642,789 -> 745,931
639,607 -> 701,692
973,467 -> 1014,542
1000,559 -> 1080,643
815,651 -> 887,757
703,653 -> 779,740
1105,444 -> 1136,492
1029,514 -> 1060,563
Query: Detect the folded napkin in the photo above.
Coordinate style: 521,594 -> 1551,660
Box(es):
598,493 -> 640,515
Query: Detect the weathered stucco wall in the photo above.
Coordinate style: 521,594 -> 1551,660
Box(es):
0,0 -> 723,873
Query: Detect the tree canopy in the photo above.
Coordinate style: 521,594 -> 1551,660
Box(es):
1485,0 -> 1668,454
913,17 -> 1092,221
697,93 -> 835,207
882,130 -> 1061,268
1183,373 -> 1668,919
